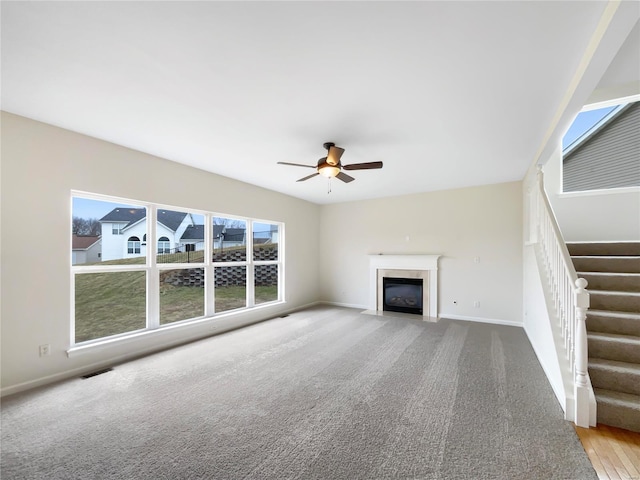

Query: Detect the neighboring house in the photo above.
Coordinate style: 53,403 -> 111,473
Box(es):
180,224 -> 248,251
220,228 -> 246,248
72,235 -> 101,265
99,208 -> 199,261
563,101 -> 640,192
179,224 -> 207,252
99,208 -> 248,260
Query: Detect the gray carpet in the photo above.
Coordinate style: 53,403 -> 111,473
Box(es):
1,306 -> 597,479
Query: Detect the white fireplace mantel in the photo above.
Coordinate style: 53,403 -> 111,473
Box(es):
368,254 -> 440,318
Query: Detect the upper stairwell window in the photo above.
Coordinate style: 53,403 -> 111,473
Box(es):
562,100 -> 640,192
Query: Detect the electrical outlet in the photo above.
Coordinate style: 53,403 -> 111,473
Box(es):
39,344 -> 51,357
474,301 -> 480,308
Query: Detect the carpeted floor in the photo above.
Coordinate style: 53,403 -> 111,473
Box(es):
1,306 -> 597,479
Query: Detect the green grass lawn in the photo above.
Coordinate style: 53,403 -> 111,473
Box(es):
75,271 -> 277,343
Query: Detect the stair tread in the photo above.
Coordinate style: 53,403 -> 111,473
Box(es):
589,357 -> 640,374
589,290 -> 640,296
588,332 -> 640,344
571,255 -> 640,259
588,310 -> 640,320
594,388 -> 640,407
579,272 -> 640,276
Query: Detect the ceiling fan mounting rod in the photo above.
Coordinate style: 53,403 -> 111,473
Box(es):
323,142 -> 335,151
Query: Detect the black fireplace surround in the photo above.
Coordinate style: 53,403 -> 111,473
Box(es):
382,277 -> 423,315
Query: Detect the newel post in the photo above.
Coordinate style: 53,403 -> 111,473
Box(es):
574,277 -> 590,427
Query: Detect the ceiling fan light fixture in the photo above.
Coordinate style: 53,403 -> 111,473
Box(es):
318,165 -> 340,178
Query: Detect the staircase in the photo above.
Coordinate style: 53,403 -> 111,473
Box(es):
568,242 -> 640,432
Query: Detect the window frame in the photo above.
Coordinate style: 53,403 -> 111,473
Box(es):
70,192 -> 284,350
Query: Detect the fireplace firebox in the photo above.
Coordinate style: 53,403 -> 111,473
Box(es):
382,277 -> 424,315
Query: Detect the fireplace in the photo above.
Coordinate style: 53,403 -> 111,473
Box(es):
368,254 -> 440,319
383,277 -> 423,315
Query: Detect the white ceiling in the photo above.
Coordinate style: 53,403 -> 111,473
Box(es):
2,2 -> 638,205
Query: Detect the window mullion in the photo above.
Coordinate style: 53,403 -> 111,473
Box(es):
147,205 -> 159,329
246,221 -> 255,308
205,214 -> 215,317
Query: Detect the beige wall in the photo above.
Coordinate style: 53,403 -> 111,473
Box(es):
1,112 -> 321,394
318,182 -> 524,325
0,112 -> 527,395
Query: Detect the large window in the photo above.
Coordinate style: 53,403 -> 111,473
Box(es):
563,101 -> 640,192
71,194 -> 284,346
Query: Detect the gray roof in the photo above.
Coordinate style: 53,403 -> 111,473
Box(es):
223,228 -> 245,242
179,225 -> 245,242
157,210 -> 189,231
100,207 -> 146,226
181,225 -> 205,241
100,208 -> 188,232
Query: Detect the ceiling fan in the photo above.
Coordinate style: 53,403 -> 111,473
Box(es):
277,142 -> 383,183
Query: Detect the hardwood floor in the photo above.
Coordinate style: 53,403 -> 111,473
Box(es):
575,424 -> 640,480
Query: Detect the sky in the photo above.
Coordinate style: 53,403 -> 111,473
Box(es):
72,197 -> 273,234
562,105 -> 617,150
72,197 -> 140,220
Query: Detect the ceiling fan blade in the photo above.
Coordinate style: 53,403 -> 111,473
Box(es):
326,146 -> 345,166
278,162 -> 316,168
297,173 -> 320,182
342,161 -> 383,171
336,171 -> 355,183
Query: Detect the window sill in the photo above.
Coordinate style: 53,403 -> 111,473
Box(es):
559,186 -> 640,198
67,300 -> 286,358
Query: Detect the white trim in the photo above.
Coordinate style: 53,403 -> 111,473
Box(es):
562,103 -> 628,156
321,301 -> 368,310
559,185 -> 640,197
4,301 -> 295,398
71,192 -> 285,348
368,254 -> 440,318
67,300 -> 287,357
583,93 -> 640,112
439,314 -> 522,328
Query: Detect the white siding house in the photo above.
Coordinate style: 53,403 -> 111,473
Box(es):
99,209 -> 249,260
99,208 -> 203,261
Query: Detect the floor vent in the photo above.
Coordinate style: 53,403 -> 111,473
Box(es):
81,367 -> 113,379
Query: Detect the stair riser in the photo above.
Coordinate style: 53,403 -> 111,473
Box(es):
568,243 -> 640,256
589,366 -> 640,396
580,274 -> 640,293
590,293 -> 640,313
595,400 -> 640,433
572,257 -> 640,274
587,315 -> 640,336
588,337 -> 640,363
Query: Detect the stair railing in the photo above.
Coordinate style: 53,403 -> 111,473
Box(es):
530,167 -> 592,427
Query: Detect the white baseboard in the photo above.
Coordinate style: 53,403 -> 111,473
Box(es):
1,357 -> 132,398
439,313 -> 523,328
319,301 -> 369,310
1,301 -> 322,398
